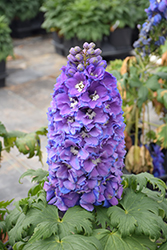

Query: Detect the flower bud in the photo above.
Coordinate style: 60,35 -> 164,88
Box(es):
89,57 -> 98,65
69,47 -> 77,55
77,63 -> 84,71
94,48 -> 102,56
83,42 -> 89,49
75,53 -> 84,61
67,54 -> 77,63
88,42 -> 96,49
87,48 -> 95,55
74,46 -> 82,53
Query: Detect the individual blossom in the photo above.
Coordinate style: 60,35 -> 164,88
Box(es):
44,42 -> 126,211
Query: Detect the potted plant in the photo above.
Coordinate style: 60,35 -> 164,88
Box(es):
41,0 -> 148,57
0,16 -> 13,87
107,0 -> 167,178
5,0 -> 45,38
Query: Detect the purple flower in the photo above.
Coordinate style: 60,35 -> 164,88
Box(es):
44,42 -> 125,211
65,72 -> 89,97
134,0 -> 167,56
147,143 -> 165,177
85,65 -> 105,80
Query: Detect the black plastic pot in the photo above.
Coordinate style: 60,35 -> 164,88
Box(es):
0,60 -> 7,87
52,33 -> 101,57
109,27 -> 133,49
52,32 -> 65,56
10,12 -> 45,38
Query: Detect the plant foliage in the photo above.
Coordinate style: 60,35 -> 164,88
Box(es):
0,122 -> 47,164
4,170 -> 167,249
41,0 -> 148,41
0,16 -> 13,61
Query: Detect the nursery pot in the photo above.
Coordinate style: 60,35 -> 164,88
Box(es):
109,27 -> 133,49
10,13 -> 45,38
0,60 -> 7,87
52,32 -> 65,56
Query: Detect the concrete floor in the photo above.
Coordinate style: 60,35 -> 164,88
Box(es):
0,34 -> 67,206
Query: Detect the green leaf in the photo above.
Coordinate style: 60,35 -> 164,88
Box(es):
157,124 -> 167,148
24,235 -> 102,250
15,133 -> 37,158
109,70 -> 121,80
0,220 -> 6,232
137,85 -> 149,107
13,241 -> 25,250
35,127 -> 47,136
155,71 -> 167,80
93,229 -> 157,250
107,188 -> 167,240
146,75 -> 160,91
0,122 -> 7,136
122,172 -> 166,196
94,206 -> 111,229
0,240 -> 6,250
129,75 -> 142,88
19,168 -> 49,184
8,213 -> 26,246
58,206 -> 94,238
142,187 -> 167,219
158,241 -> 167,249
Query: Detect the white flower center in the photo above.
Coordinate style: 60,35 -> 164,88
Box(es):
68,117 -> 75,123
70,98 -> 78,108
90,91 -> 99,101
86,109 -> 96,119
81,130 -> 89,138
92,158 -> 101,165
75,81 -> 84,92
70,146 -> 79,155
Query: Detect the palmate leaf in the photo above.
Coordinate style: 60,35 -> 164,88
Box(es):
23,235 -> 102,250
107,188 -> 167,240
94,206 -> 111,229
19,168 -> 49,184
93,229 -> 157,250
58,206 -> 94,238
8,213 -> 26,246
122,172 -> 166,197
13,203 -> 94,245
142,187 -> 167,219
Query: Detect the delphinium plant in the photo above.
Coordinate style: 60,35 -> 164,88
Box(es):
107,0 -> 167,177
3,42 -> 167,250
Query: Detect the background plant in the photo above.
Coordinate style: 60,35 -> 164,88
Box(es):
41,0 -> 148,41
0,16 -> 13,61
0,0 -> 43,23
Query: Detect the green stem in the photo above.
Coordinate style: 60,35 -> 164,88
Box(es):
135,107 -> 139,147
125,104 -> 136,135
142,120 -> 160,128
